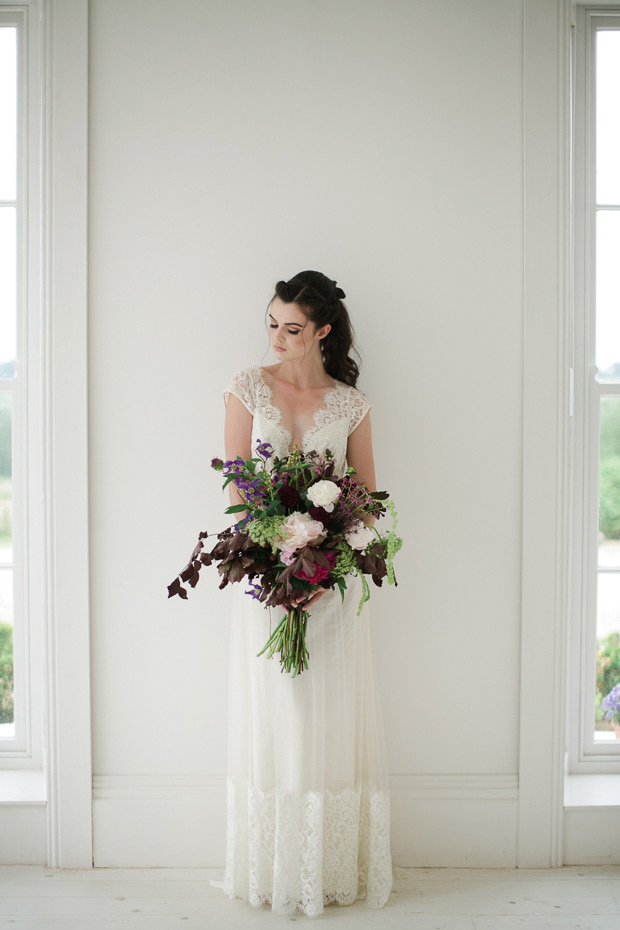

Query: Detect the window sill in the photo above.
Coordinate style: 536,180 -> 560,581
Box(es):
0,770 -> 46,805
565,773 -> 620,809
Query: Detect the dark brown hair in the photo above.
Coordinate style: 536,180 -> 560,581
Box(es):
270,270 -> 360,387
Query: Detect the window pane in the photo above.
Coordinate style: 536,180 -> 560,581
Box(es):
0,27 -> 16,201
596,396 -> 620,740
596,31 -> 620,205
599,396 -> 620,564
0,568 -> 14,733
0,207 -> 16,379
596,576 -> 620,739
595,211 -> 620,382
0,394 -> 11,562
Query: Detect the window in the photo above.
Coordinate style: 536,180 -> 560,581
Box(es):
0,2 -> 43,765
571,7 -> 620,772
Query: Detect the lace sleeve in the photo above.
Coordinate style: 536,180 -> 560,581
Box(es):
346,386 -> 371,435
223,367 -> 256,414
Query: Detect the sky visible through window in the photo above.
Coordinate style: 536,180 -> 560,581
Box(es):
0,26 -> 17,372
596,30 -> 620,379
595,28 -> 620,743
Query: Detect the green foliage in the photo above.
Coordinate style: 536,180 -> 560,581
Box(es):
596,632 -> 620,724
600,397 -> 620,460
0,622 -> 14,725
599,399 -> 620,540
247,515 -> 286,553
0,395 -> 11,480
599,456 -> 620,540
332,541 -> 357,578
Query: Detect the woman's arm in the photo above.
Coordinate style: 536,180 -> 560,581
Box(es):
224,393 -> 253,507
346,411 -> 376,492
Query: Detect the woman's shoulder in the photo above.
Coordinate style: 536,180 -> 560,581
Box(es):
223,365 -> 264,411
333,378 -> 370,404
331,379 -> 371,430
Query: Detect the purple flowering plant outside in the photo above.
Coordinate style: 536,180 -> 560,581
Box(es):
601,682 -> 620,726
168,438 -> 402,676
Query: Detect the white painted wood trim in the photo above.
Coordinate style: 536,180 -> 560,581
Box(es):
91,774 -> 519,869
42,0 -> 91,868
92,773 -> 519,802
518,0 -> 572,867
570,7 -> 620,774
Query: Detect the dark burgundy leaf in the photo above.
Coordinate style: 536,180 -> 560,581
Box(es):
190,540 -> 204,561
167,577 -> 182,598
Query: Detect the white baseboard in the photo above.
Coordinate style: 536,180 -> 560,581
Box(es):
563,808 -> 620,865
0,805 -> 47,865
92,773 -> 519,868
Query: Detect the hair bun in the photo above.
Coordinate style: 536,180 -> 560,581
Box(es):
333,283 -> 346,300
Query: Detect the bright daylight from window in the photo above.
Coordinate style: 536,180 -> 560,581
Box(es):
0,24 -> 16,738
595,29 -> 620,742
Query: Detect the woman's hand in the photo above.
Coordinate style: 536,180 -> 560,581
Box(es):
289,586 -> 330,610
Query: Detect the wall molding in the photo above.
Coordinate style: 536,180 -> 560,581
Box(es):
518,0 -> 572,868
92,773 -> 519,869
93,772 -> 519,802
42,0 -> 92,868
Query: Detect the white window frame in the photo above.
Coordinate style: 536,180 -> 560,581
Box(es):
569,4 -> 620,774
0,0 -> 91,868
0,2 -> 43,765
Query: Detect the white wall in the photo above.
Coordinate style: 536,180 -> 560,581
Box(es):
89,0 -> 526,866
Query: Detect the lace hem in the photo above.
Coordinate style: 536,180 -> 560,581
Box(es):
222,778 -> 393,918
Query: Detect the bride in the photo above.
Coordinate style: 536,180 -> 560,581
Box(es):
221,270 -> 393,917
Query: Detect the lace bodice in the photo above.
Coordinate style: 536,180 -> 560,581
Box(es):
223,365 -> 371,474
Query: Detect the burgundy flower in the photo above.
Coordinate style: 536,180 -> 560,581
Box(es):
279,484 -> 301,509
295,551 -> 336,585
309,505 -> 332,527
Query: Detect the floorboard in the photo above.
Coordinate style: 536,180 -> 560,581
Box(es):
0,865 -> 618,928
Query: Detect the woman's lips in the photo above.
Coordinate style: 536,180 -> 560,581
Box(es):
274,346 -> 285,353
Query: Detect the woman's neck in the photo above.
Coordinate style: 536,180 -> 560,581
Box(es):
268,354 -> 332,390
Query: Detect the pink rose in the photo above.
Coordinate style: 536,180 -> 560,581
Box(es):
277,511 -> 325,565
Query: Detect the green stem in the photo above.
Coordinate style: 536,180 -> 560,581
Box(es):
256,606 -> 310,676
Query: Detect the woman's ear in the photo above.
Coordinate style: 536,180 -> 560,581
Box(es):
317,323 -> 331,341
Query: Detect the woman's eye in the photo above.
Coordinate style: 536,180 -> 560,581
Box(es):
269,323 -> 301,335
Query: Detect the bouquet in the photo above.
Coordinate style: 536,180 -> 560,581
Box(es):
167,440 -> 402,677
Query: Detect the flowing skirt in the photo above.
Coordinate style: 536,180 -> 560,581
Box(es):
222,576 -> 393,918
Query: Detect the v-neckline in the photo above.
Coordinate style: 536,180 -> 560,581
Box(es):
255,366 -> 342,452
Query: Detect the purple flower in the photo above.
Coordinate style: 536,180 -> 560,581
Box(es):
211,457 -> 224,471
223,457 -> 244,476
255,440 -> 274,460
246,579 -> 262,600
602,682 -> 620,723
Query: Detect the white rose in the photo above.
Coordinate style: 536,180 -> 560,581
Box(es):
306,479 -> 341,513
345,523 -> 374,550
276,511 -> 326,565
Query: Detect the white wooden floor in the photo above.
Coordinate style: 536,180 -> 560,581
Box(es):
0,865 -> 619,928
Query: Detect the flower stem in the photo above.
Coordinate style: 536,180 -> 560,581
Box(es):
256,605 -> 310,676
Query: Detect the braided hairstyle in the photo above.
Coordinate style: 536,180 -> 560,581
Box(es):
270,270 -> 361,387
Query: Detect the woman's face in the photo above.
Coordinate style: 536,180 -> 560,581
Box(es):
268,296 -> 329,362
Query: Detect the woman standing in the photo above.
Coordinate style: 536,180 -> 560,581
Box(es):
221,270 -> 392,917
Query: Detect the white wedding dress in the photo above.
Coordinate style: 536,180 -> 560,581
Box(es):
221,365 -> 393,918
